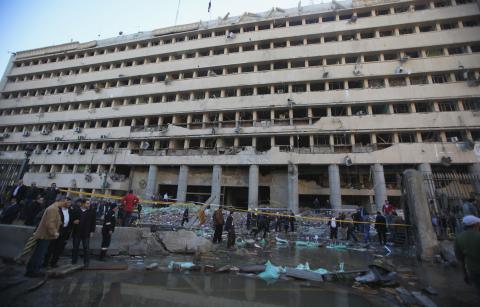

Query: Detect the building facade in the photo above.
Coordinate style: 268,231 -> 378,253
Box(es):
0,0 -> 479,212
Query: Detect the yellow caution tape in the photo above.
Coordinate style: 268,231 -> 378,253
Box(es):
59,189 -> 411,227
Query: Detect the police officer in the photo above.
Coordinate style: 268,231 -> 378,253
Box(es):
100,203 -> 118,261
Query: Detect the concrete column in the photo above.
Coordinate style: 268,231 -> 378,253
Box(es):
328,164 -> 341,210
211,165 -> 222,205
403,169 -> 438,260
287,164 -> 299,213
372,163 -> 387,212
248,165 -> 259,210
176,165 -> 189,202
469,163 -> 480,195
145,165 -> 158,200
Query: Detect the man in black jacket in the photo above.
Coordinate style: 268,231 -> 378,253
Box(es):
100,203 -> 118,261
71,199 -> 96,266
44,183 -> 59,206
10,180 -> 27,204
44,197 -> 73,267
375,211 -> 387,246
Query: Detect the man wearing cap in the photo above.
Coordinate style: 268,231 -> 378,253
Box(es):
25,195 -> 66,277
100,203 -> 118,260
454,215 -> 480,294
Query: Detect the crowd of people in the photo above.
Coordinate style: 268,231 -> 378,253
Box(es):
0,181 -> 145,277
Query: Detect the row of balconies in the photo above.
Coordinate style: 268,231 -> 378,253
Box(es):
6,16 -> 480,91
9,1 -> 477,76
1,109 -> 479,145
3,27 -> 480,97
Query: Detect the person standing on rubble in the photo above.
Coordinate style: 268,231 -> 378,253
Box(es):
328,216 -> 338,244
100,203 -> 118,261
289,211 -> 296,232
181,207 -> 189,226
375,211 -> 387,246
212,206 -> 224,244
121,190 -> 139,227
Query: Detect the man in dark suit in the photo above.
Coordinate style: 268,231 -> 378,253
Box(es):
11,180 -> 27,204
71,199 -> 96,266
44,183 -> 59,206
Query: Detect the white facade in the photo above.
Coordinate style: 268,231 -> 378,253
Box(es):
1,0 -> 479,211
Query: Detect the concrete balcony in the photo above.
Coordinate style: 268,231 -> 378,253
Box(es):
19,142 -> 479,166
1,111 -> 479,143
8,3 -> 479,76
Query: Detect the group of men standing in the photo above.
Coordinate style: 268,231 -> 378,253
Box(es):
24,195 -> 118,277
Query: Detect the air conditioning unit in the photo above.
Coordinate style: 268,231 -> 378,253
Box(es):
395,66 -> 405,74
41,129 -> 50,135
34,149 -> 42,155
140,141 -> 150,150
353,68 -> 362,76
85,174 -> 92,182
66,148 -> 74,154
44,148 -> 52,154
450,136 -> 459,143
22,131 -> 30,137
100,134 -> 108,139
74,127 -> 82,133
48,172 -> 56,179
104,147 -> 114,154
3,133 -> 10,138
78,148 -> 85,155
344,156 -> 353,166
102,181 -> 110,188
54,137 -> 62,141
207,70 -> 217,77
77,135 -> 86,140
164,76 -> 172,85
399,55 -> 409,62
440,156 -> 452,167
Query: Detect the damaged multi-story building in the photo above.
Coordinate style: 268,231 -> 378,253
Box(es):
0,0 -> 479,213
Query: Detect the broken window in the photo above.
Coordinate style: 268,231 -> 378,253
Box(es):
351,105 -> 368,116
398,133 -> 416,143
334,134 -> 350,145
289,19 -> 302,26
399,27 -> 415,35
310,82 -> 325,91
345,56 -> 358,64
290,40 -> 303,46
307,37 -> 321,44
240,88 -> 254,96
329,81 -> 345,90
440,22 -> 458,30
274,84 -> 288,94
342,33 -> 356,41
360,32 -> 375,39
393,103 -> 410,113
273,62 -> 288,70
445,131 -> 464,142
326,57 -> 341,65
389,77 -> 407,87
463,98 -> 480,110
364,54 -> 379,62
291,60 -> 305,68
394,6 -> 409,13
273,41 -> 287,48
421,131 -> 441,142
331,106 -> 347,116
379,29 -> 394,37
410,75 -> 429,85
357,11 -> 371,18
257,86 -> 270,95
273,21 -> 286,28
415,102 -> 432,112
258,24 -> 270,30
448,46 -> 467,55
432,73 -> 451,84
368,79 -> 385,89
305,17 -> 319,24
292,84 -> 306,93
438,100 -> 458,111
375,8 -> 390,16
348,80 -> 363,89
420,24 -> 436,32
383,52 -> 398,60
258,63 -> 270,71
463,19 -> 479,27
405,50 -> 420,58
322,15 -> 335,22
339,13 -> 352,20
426,48 -> 443,57
372,104 -> 390,115
324,35 -> 338,43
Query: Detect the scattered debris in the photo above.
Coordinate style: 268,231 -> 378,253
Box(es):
355,265 -> 397,286
145,263 -> 159,270
411,291 -> 438,307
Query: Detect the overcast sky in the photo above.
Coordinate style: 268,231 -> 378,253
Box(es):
0,0 -> 332,75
